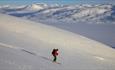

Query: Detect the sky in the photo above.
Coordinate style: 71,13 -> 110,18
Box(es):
0,0 -> 115,5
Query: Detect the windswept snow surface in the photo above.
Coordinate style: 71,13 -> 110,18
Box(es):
0,4 -> 115,48
0,14 -> 115,70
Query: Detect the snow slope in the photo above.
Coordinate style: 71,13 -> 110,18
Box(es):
0,4 -> 115,48
0,14 -> 115,70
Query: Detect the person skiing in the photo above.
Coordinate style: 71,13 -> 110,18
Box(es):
52,49 -> 58,62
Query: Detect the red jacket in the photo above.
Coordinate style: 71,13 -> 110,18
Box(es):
52,49 -> 58,56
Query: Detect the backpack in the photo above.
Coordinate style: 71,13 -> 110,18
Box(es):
52,49 -> 55,55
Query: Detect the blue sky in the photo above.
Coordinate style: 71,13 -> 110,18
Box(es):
0,0 -> 115,5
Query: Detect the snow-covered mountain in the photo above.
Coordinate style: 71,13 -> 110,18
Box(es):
0,13 -> 115,70
0,3 -> 115,49
0,4 -> 115,24
0,3 -> 115,48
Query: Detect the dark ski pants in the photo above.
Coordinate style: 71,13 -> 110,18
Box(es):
53,56 -> 57,62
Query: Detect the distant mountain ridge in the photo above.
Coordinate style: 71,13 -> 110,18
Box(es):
0,3 -> 115,24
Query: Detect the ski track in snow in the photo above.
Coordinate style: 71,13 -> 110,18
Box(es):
0,42 -> 39,57
0,42 -> 59,65
0,42 -> 110,65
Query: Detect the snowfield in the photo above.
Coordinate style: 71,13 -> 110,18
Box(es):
0,4 -> 115,48
0,13 -> 115,70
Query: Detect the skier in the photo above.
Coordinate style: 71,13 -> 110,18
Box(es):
52,49 -> 59,62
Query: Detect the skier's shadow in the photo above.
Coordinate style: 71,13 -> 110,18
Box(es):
21,49 -> 61,65
21,49 -> 51,61
21,49 -> 37,56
